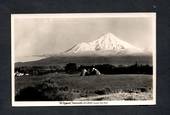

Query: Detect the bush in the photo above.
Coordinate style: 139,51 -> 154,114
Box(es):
94,87 -> 112,95
94,89 -> 106,95
15,87 -> 49,101
140,88 -> 147,92
53,92 -> 73,101
15,78 -> 74,101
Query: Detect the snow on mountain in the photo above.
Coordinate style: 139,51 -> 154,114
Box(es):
64,32 -> 144,56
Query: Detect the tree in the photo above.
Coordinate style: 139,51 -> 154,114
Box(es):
65,63 -> 77,74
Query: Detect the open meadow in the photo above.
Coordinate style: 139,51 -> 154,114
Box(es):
15,73 -> 152,101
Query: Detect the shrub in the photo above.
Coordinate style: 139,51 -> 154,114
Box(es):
53,92 -> 73,101
15,87 -> 49,101
15,77 -> 74,101
94,89 -> 106,95
94,87 -> 112,95
140,88 -> 147,92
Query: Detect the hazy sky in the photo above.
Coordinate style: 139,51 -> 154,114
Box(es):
13,15 -> 155,57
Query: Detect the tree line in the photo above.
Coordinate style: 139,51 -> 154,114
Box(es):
15,66 -> 64,76
65,62 -> 152,75
15,62 -> 153,76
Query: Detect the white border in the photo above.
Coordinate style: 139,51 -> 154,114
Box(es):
11,13 -> 156,106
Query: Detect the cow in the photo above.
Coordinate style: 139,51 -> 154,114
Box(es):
91,67 -> 101,75
80,68 -> 88,76
80,68 -> 101,76
15,71 -> 24,77
25,73 -> 29,76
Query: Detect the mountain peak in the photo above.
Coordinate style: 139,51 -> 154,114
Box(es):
92,33 -> 123,50
97,32 -> 117,41
65,32 -> 143,56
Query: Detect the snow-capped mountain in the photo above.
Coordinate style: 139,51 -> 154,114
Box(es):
64,32 -> 144,56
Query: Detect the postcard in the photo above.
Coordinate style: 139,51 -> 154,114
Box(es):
11,13 -> 156,106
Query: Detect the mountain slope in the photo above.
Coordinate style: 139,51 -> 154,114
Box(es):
65,32 -> 143,56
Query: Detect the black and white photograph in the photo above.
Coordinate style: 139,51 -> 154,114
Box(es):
11,13 -> 156,106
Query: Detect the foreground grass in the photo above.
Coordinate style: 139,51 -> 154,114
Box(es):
15,73 -> 153,101
74,92 -> 152,101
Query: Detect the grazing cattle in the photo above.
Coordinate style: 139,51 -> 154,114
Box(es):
80,68 -> 101,76
80,69 -> 88,76
25,73 -> 29,76
91,68 -> 101,75
15,72 -> 24,77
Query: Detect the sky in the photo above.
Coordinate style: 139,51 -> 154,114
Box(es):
13,14 -> 155,58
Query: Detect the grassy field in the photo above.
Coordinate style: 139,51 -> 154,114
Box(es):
15,73 -> 153,101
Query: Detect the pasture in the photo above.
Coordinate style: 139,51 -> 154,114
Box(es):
15,73 -> 153,101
